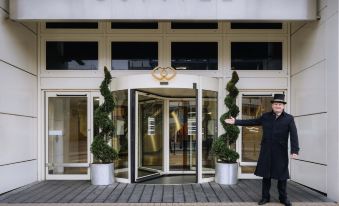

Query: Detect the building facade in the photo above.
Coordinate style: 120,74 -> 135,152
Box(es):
1,0 -> 339,202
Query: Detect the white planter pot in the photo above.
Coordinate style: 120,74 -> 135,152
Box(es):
90,163 -> 115,185
215,162 -> 238,185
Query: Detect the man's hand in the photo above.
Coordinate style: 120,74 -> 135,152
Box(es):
290,153 -> 298,159
225,116 -> 235,124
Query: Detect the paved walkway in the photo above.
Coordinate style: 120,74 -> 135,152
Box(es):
0,179 -> 336,205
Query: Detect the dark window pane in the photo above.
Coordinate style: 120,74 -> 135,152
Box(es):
171,22 -> 218,29
46,22 -> 98,29
46,41 -> 98,70
231,42 -> 282,70
171,42 -> 218,70
111,22 -> 158,29
111,42 -> 158,70
231,23 -> 283,29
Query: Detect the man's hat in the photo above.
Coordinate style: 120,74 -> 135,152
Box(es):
271,93 -> 287,104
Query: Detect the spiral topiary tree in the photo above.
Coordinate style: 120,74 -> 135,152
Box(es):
212,71 -> 240,163
90,66 -> 119,164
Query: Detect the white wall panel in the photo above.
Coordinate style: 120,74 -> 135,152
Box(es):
41,77 -> 102,90
237,77 -> 287,90
294,113 -> 326,164
0,160 -> 37,194
10,0 -> 317,21
0,11 -> 37,75
291,61 -> 326,116
291,21 -> 325,75
0,114 -> 37,166
291,159 -> 326,193
0,61 -> 37,117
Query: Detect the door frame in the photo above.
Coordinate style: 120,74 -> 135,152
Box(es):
45,91 -> 97,180
237,90 -> 286,179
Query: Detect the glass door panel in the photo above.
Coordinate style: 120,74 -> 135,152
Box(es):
169,100 -> 196,171
202,90 -> 218,178
240,94 -> 273,174
47,94 -> 89,175
136,93 -> 164,181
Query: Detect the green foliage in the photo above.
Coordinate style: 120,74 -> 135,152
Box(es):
90,66 -> 119,163
211,71 -> 240,163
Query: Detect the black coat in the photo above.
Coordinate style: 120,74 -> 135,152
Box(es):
235,110 -> 300,180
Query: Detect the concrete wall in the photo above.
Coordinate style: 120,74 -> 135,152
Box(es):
0,0 -> 38,194
290,0 -> 339,202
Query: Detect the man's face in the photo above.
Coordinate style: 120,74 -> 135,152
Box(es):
272,102 -> 285,114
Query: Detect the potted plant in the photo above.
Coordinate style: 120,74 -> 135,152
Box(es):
90,66 -> 119,185
211,71 -> 240,185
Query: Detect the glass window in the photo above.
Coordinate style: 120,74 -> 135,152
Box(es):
241,95 -> 273,164
202,90 -> 218,178
46,22 -> 98,29
171,42 -> 218,70
111,22 -> 158,29
231,42 -> 282,70
231,23 -> 283,29
112,90 -> 129,179
111,42 -> 158,70
47,96 -> 88,175
171,22 -> 218,29
46,41 -> 98,70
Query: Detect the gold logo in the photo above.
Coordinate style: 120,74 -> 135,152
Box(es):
151,66 -> 176,81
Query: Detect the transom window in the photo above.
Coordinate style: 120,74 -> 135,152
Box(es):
231,42 -> 282,70
231,22 -> 283,30
111,22 -> 158,29
46,41 -> 98,70
171,42 -> 218,70
46,22 -> 99,29
171,22 -> 218,29
111,42 -> 158,70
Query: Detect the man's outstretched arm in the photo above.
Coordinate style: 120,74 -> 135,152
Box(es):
289,116 -> 300,158
225,116 -> 262,126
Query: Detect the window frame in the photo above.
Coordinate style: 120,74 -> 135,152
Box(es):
40,35 -> 105,77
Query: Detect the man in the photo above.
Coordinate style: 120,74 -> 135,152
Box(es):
225,93 -> 300,206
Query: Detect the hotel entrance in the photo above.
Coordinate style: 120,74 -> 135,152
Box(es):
112,74 -> 219,183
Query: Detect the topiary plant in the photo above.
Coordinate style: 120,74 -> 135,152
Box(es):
91,66 -> 119,164
211,71 -> 240,163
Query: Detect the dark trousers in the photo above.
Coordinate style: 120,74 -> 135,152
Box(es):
262,177 -> 287,201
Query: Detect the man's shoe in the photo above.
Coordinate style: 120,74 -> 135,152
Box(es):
258,198 -> 270,205
280,198 -> 292,206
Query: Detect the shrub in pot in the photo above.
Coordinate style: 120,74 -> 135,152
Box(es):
90,66 -> 119,185
211,71 -> 240,184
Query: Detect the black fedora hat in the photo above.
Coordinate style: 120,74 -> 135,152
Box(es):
271,93 -> 287,104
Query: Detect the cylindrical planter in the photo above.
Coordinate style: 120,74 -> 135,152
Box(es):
90,163 -> 115,185
215,162 -> 238,185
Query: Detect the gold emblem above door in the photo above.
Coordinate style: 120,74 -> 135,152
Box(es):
151,66 -> 176,82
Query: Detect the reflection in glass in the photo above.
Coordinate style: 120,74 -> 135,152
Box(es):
46,41 -> 98,70
48,97 -> 88,174
171,42 -> 218,70
138,95 -> 163,179
112,90 -> 129,178
202,90 -> 218,177
169,100 -> 196,171
231,42 -> 282,70
111,42 -> 158,70
241,95 -> 273,164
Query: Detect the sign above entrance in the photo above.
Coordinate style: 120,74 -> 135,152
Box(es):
151,66 -> 176,82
